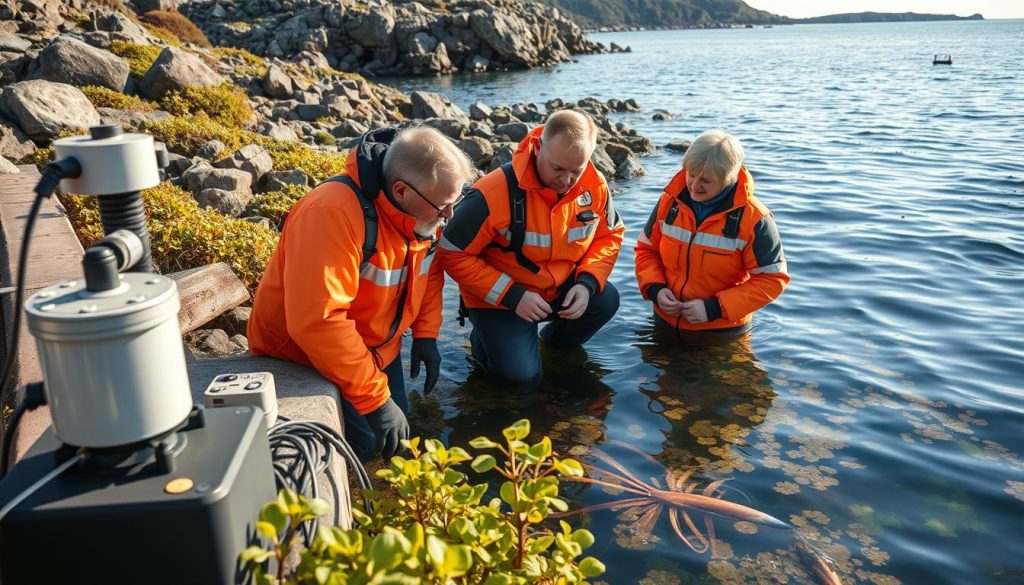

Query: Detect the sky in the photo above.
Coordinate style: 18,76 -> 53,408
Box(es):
744,1 -> 1023,19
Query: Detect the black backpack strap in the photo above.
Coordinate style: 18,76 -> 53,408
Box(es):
323,175 -> 377,267
499,162 -> 541,274
723,206 -> 745,240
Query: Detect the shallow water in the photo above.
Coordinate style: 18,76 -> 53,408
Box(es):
389,20 -> 1024,584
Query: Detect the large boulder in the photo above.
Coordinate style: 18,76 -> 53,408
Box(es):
35,36 -> 130,92
90,11 -> 151,45
195,187 -> 253,217
215,144 -> 274,185
458,136 -> 493,168
410,90 -> 465,119
139,47 -> 224,100
183,162 -> 253,196
0,32 -> 31,53
0,80 -> 100,142
0,118 -> 35,161
262,65 -> 294,100
470,9 -> 536,64
346,4 -> 395,49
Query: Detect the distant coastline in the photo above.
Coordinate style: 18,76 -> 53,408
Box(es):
792,12 -> 983,24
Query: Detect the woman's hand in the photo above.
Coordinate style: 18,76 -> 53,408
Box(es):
656,288 -> 683,316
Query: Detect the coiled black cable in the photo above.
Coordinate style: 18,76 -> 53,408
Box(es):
267,416 -> 373,546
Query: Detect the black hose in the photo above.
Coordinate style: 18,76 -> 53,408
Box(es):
97,192 -> 153,273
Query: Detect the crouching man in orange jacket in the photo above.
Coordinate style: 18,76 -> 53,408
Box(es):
635,129 -> 789,335
439,110 -> 625,388
247,127 -> 474,460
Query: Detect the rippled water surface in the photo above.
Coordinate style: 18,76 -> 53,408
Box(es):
388,20 -> 1024,584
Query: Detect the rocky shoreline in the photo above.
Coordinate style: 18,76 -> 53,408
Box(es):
0,1 -> 661,357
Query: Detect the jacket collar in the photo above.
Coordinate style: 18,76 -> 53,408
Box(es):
672,166 -> 754,217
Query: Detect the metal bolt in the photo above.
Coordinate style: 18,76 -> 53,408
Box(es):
78,304 -> 98,314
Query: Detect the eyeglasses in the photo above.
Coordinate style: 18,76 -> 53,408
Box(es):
401,180 -> 465,217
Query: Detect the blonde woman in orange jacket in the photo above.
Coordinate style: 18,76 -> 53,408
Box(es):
440,111 -> 625,387
635,130 -> 789,335
248,127 -> 474,460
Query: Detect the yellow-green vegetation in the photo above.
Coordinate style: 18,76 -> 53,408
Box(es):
80,86 -> 157,112
313,130 -> 336,146
145,114 -> 348,183
160,83 -> 255,127
140,10 -> 212,48
241,420 -> 604,584
263,140 -> 348,183
109,40 -> 163,78
246,184 -> 308,228
212,46 -> 268,77
58,182 -> 278,293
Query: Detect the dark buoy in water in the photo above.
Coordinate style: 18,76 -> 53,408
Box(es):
933,54 -> 953,65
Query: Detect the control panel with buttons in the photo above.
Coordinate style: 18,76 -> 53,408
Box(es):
202,372 -> 278,428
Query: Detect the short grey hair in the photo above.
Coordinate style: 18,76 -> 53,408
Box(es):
541,109 -> 598,156
682,129 -> 745,185
383,126 -> 475,192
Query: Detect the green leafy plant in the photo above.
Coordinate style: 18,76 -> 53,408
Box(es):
80,85 -> 157,112
245,184 -> 308,228
242,420 -> 605,584
160,83 -> 255,127
109,40 -> 163,78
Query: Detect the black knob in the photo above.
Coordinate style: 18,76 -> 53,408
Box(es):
83,246 -> 119,292
89,125 -> 123,140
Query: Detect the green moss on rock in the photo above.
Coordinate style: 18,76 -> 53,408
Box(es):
109,41 -> 163,78
160,84 -> 255,127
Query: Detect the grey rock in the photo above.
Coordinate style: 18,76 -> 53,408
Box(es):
323,95 -> 354,117
261,169 -> 310,192
0,155 -> 18,174
652,110 -> 671,121
665,140 -> 690,153
296,103 -> 330,121
411,90 -> 464,120
424,117 -> 467,140
470,9 -> 535,63
545,98 -> 565,111
140,47 -> 224,100
622,135 -> 654,154
208,306 -> 251,337
0,118 -> 35,161
242,216 -> 272,229
469,101 -> 492,121
466,54 -> 488,72
230,334 -> 249,352
346,3 -> 395,49
183,163 -> 253,195
186,328 -> 244,357
195,187 -> 253,217
215,144 -> 273,184
0,80 -> 100,142
262,122 -> 300,142
615,154 -> 645,180
495,122 -> 529,142
197,139 -> 227,160
468,121 -> 494,140
135,0 -> 186,12
262,65 -> 294,99
0,32 -> 31,53
92,12 -> 150,45
210,3 -> 227,18
603,142 -> 632,166
589,145 -> 616,180
96,106 -> 171,130
458,136 -> 492,168
486,143 -> 515,172
624,98 -> 641,111
331,118 -> 369,139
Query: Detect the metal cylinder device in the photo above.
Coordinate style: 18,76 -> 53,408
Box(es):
24,269 -> 191,448
53,125 -> 164,272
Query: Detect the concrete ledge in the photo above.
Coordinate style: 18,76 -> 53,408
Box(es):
186,352 -> 353,529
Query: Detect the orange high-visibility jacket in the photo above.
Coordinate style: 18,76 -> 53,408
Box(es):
439,125 -> 624,310
634,166 -> 790,331
247,129 -> 443,415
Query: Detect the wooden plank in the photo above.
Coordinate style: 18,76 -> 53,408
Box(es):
168,262 -> 250,334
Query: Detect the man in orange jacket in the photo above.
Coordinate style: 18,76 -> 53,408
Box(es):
635,129 -> 789,335
439,110 -> 624,387
248,127 -> 474,460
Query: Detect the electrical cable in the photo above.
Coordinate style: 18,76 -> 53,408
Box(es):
0,451 -> 86,523
267,416 -> 374,547
0,158 -> 80,474
0,383 -> 46,478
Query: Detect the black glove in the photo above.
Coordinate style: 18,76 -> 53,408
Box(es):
364,398 -> 409,459
409,338 -> 441,395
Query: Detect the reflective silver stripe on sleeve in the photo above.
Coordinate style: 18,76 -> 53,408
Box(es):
750,260 -> 788,275
497,228 -> 552,248
659,221 -> 692,243
419,251 -> 435,275
485,273 -> 512,305
693,232 -> 747,252
439,236 -> 461,251
637,232 -> 652,245
567,222 -> 599,244
360,264 -> 408,287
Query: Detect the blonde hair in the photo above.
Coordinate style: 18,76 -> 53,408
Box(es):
541,109 -> 598,155
383,126 -> 474,191
683,129 -> 745,184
